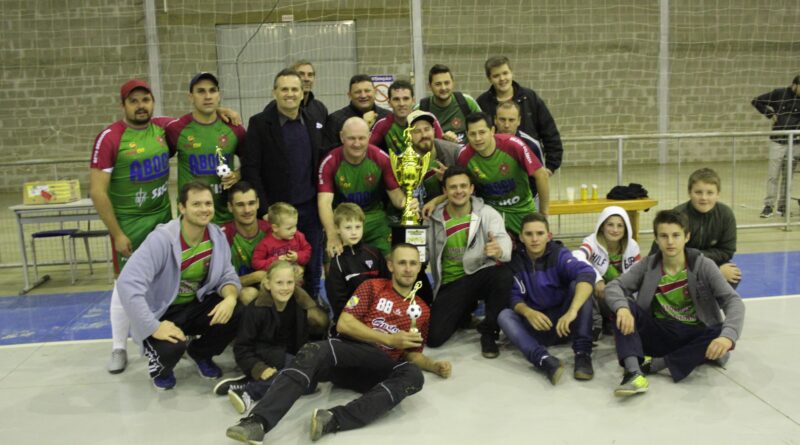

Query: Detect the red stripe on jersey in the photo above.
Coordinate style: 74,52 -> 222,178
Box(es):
658,277 -> 688,294
182,248 -> 211,270
446,222 -> 470,237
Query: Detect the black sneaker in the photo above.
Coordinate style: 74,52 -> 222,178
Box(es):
309,408 -> 337,442
573,353 -> 594,381
213,375 -> 249,396
228,387 -> 257,415
640,355 -> 653,375
777,206 -> 785,217
760,205 -> 774,218
540,355 -> 564,385
480,334 -> 499,359
226,416 -> 265,444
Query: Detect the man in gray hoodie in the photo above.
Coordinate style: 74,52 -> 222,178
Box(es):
117,181 -> 242,390
605,210 -> 744,397
426,165 -> 513,358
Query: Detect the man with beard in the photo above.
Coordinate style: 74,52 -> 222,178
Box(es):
92,79 -> 240,374
370,80 -> 444,154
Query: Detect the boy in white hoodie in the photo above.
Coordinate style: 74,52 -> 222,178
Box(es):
573,206 -> 642,338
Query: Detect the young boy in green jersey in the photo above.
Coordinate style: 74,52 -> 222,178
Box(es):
606,210 -> 745,397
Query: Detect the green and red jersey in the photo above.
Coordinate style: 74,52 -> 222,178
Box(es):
90,118 -> 175,217
318,144 -> 400,213
166,114 -> 246,224
222,220 -> 272,276
175,228 -> 212,305
423,93 -> 481,144
456,133 -> 543,234
369,114 -> 444,155
441,209 -> 470,284
652,266 -> 700,325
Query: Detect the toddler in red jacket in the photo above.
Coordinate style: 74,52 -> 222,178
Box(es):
252,202 -> 311,283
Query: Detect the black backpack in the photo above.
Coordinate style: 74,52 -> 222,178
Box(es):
606,183 -> 649,200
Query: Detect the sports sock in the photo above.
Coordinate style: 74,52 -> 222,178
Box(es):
649,357 -> 667,373
623,356 -> 641,374
110,283 -> 131,350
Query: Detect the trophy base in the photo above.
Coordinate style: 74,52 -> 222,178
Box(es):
391,223 -> 428,263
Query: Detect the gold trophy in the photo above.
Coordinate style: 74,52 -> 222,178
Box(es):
404,281 -> 424,333
389,126 -> 431,262
389,126 -> 431,226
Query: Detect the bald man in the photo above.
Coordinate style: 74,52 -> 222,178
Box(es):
318,117 -> 414,256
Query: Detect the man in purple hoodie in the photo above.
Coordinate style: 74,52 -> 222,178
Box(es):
498,213 -> 596,385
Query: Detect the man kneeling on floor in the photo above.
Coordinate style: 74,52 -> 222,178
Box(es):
118,181 -> 242,390
226,243 -> 452,444
607,209 -> 745,397
498,213 -> 597,385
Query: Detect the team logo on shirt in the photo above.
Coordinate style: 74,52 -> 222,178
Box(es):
218,135 -> 229,146
471,166 -> 488,180
365,173 -> 376,186
451,117 -> 462,129
346,295 -> 359,308
365,260 -> 374,268
499,162 -> 510,176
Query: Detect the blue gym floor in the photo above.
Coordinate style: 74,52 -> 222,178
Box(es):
2,251 -> 798,346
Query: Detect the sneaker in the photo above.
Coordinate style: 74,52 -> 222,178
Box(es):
309,408 -> 337,442
229,387 -> 257,415
614,372 -> 649,397
777,206 -> 785,217
107,349 -> 127,374
480,334 -> 499,359
640,355 -> 653,374
760,205 -> 774,218
540,355 -> 564,385
573,353 -> 594,381
193,357 -> 222,379
152,372 -> 176,391
214,375 -> 249,396
226,416 -> 265,444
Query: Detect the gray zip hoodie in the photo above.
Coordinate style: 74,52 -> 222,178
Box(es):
117,219 -> 241,345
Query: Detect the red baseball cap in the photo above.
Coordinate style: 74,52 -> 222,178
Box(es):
120,79 -> 153,102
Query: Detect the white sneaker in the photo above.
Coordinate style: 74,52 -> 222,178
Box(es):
107,349 -> 127,374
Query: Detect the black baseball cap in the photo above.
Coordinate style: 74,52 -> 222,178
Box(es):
189,72 -> 219,92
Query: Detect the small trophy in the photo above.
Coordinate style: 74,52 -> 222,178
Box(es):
389,126 -> 431,262
215,146 -> 231,178
404,281 -> 423,333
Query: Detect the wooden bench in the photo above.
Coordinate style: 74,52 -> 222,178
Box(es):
547,198 -> 659,240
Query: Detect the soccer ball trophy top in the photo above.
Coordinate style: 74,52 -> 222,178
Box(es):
404,281 -> 424,334
215,146 -> 231,178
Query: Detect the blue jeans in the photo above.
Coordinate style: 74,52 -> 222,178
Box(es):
613,303 -> 722,382
498,289 -> 593,368
245,353 -> 295,400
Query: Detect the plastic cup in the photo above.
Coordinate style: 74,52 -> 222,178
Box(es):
566,187 -> 576,202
